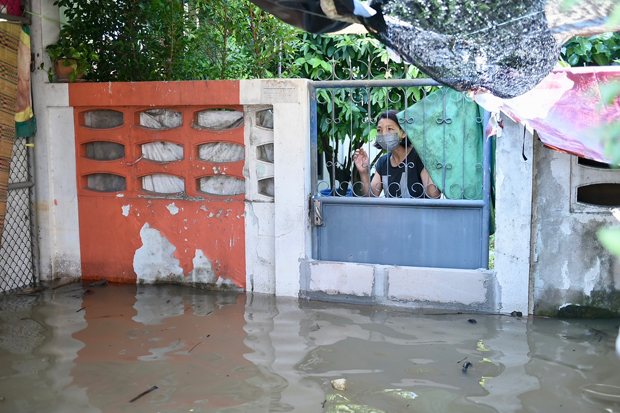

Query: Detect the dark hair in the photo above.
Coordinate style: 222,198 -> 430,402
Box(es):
377,110 -> 401,126
374,110 -> 408,149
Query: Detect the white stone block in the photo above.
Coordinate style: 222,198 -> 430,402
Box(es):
308,261 -> 374,296
387,267 -> 489,305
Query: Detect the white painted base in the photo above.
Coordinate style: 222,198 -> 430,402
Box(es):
304,260 -> 497,312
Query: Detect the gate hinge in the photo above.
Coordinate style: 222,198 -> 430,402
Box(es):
312,198 -> 323,226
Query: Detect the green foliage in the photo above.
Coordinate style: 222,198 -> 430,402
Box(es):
561,32 -> 620,67
51,0 -> 296,82
179,0 -> 298,80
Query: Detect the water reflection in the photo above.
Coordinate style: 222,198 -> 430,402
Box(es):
0,284 -> 618,412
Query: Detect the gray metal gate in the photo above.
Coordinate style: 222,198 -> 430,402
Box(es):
310,79 -> 492,269
0,137 -> 37,293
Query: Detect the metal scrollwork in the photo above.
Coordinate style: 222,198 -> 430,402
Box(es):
313,84 -> 489,208
436,116 -> 452,125
448,89 -> 464,102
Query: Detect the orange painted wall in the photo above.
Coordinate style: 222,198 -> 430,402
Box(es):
69,81 -> 246,287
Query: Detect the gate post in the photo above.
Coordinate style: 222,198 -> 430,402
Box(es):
241,79 -> 312,297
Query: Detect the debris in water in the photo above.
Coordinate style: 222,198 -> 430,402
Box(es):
581,384 -> 620,402
457,357 -> 468,364
511,311 -> 523,317
331,379 -> 347,391
88,279 -> 108,287
71,289 -> 92,299
129,385 -> 158,403
462,361 -> 472,373
188,342 -> 202,353
468,319 -> 477,324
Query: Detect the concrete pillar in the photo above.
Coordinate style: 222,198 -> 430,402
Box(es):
493,115 -> 534,314
30,0 -> 81,281
241,79 -> 312,297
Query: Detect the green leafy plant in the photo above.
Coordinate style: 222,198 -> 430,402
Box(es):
43,32 -> 98,82
560,32 -> 620,67
51,0 -> 296,82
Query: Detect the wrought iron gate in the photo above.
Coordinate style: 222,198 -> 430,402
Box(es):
0,137 -> 37,293
310,79 -> 492,269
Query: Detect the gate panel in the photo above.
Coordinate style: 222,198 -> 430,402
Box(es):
71,82 -> 245,287
315,198 -> 484,269
310,80 -> 492,270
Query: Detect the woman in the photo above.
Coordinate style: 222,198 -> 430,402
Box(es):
353,110 -> 440,198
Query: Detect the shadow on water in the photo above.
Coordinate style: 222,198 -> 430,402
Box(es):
0,283 -> 619,412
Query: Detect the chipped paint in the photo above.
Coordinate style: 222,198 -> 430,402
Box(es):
216,277 -> 236,288
133,223 -> 184,282
189,249 -> 216,284
166,203 -> 179,215
583,257 -> 601,296
121,205 -> 131,217
116,193 -> 124,198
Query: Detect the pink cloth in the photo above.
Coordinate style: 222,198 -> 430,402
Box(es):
474,67 -> 620,164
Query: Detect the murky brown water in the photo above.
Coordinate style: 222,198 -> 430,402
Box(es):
0,283 -> 619,412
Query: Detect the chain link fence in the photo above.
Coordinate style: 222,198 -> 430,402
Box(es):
0,137 -> 36,293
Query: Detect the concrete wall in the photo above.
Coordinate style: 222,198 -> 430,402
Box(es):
530,137 -> 620,316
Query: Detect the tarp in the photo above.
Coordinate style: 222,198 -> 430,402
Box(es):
249,0 -> 619,99
473,67 -> 620,164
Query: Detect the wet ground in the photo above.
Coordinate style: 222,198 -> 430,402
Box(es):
0,283 -> 619,412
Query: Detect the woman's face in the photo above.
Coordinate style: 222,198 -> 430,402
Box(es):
377,117 -> 401,135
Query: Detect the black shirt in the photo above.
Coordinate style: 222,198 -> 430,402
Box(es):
374,148 -> 426,198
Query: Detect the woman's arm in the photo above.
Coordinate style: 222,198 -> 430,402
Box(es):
354,148 -> 382,197
421,168 -> 441,199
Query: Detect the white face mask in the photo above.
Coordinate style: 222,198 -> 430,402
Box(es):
375,132 -> 401,151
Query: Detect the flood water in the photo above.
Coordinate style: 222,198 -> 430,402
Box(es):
0,283 -> 619,412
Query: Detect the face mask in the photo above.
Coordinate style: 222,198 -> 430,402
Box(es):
375,132 -> 401,151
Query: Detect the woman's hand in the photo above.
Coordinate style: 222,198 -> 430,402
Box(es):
353,148 -> 370,176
